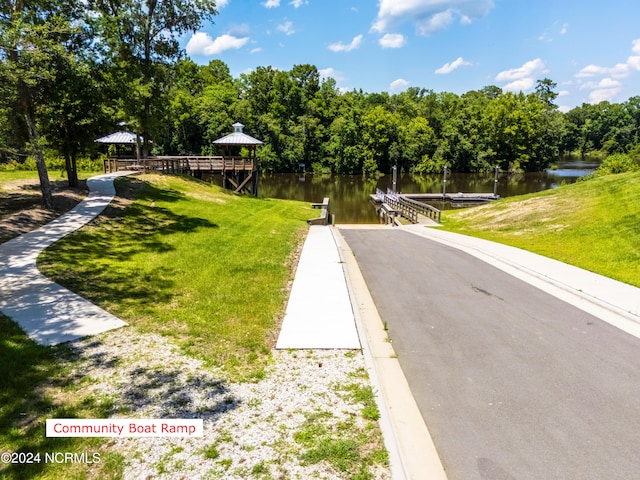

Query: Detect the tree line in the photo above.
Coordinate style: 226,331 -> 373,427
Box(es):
2,2 -> 640,206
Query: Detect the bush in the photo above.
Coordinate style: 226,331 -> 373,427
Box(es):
579,153 -> 639,181
597,153 -> 639,175
0,156 -> 103,172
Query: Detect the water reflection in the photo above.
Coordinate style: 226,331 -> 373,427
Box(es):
257,158 -> 597,224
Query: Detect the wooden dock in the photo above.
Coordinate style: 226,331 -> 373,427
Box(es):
404,192 -> 500,203
103,155 -> 258,195
371,189 -> 442,225
371,188 -> 500,225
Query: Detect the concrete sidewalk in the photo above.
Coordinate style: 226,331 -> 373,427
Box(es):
275,225 -> 360,349
0,172 -> 132,345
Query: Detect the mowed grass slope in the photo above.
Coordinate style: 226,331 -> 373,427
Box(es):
38,174 -> 312,379
441,171 -> 640,288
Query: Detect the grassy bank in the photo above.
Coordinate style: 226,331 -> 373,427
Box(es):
1,173 -> 392,479
0,313 -> 128,480
440,171 -> 640,288
37,174 -> 312,379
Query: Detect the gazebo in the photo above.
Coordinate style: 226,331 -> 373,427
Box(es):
213,123 -> 263,196
96,131 -> 147,172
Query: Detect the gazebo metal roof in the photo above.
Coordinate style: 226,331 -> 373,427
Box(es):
213,123 -> 263,146
95,131 -> 143,145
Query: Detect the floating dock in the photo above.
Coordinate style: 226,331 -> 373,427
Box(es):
403,192 -> 500,203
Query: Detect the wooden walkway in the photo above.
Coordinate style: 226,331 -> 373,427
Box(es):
372,189 -> 442,225
371,188 -> 501,226
103,155 -> 257,195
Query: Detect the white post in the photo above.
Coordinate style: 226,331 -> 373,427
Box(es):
392,165 -> 397,193
442,166 -> 448,199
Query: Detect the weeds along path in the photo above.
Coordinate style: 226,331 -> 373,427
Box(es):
0,172 -> 133,345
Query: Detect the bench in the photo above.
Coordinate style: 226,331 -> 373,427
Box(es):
307,197 -> 330,225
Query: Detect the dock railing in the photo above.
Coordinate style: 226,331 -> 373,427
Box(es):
376,189 -> 441,224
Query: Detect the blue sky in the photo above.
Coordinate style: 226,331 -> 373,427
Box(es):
181,0 -> 640,112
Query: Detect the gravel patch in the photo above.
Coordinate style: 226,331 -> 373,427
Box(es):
62,327 -> 391,480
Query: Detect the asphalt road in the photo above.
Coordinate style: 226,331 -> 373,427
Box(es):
341,228 -> 640,480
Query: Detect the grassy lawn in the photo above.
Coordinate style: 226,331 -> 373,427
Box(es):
0,313 -> 126,480
37,174 -> 312,379
1,173 -> 317,479
440,171 -> 640,288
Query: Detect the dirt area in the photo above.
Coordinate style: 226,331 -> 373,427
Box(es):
453,194 -> 579,235
0,178 -> 88,244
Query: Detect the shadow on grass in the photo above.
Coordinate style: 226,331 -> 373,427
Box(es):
37,178 -> 218,315
0,314 -> 119,479
64,336 -> 238,419
0,316 -> 240,479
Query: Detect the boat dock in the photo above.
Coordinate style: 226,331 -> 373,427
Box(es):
404,192 -> 500,203
370,188 -> 500,225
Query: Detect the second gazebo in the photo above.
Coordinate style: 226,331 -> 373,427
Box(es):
213,122 -> 263,196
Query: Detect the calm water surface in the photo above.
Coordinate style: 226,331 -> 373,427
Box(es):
257,159 -> 598,224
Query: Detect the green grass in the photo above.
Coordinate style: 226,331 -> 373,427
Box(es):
440,171 -> 640,287
1,172 -> 312,478
37,174 -> 312,379
0,314 -> 125,480
0,170 -> 100,187
293,406 -> 388,480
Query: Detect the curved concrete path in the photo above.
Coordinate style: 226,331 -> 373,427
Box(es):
0,172 -> 132,345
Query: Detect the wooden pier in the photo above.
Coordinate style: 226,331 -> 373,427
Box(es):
100,122 -> 263,196
371,188 -> 500,225
371,189 -> 442,225
103,155 -> 258,195
404,192 -> 500,203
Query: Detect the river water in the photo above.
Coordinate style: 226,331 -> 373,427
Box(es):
257,158 -> 599,224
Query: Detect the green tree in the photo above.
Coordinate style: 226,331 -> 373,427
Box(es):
0,0 -> 84,207
535,78 -> 559,107
87,0 -> 217,155
361,105 -> 400,175
39,52 -> 110,186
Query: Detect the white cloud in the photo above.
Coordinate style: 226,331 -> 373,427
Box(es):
435,56 -> 472,74
628,56 -> 640,70
371,0 -> 494,35
319,68 -> 348,91
560,23 -> 568,35
277,21 -> 295,35
576,62 -> 632,79
250,47 -> 262,54
379,33 -> 406,48
319,67 -> 346,83
328,34 -> 363,52
502,78 -> 536,92
389,78 -> 410,93
495,58 -> 546,82
263,0 -> 279,8
290,0 -> 306,7
558,90 -> 569,97
417,9 -> 454,35
495,58 -> 547,92
574,39 -> 640,104
185,32 -> 249,56
558,105 -> 571,113
217,0 -> 229,7
581,78 -> 623,103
